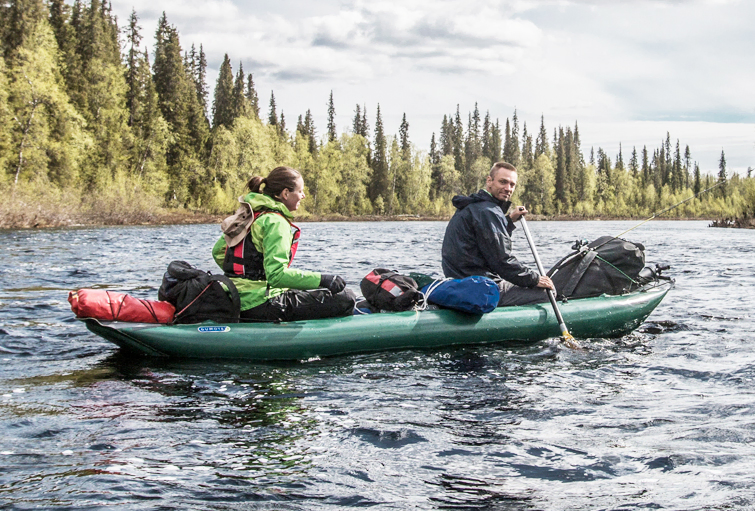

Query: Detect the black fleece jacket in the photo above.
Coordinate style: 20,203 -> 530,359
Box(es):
441,190 -> 540,288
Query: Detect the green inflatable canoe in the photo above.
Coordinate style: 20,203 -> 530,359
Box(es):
84,283 -> 671,361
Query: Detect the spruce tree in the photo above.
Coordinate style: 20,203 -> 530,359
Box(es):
616,143 -> 624,171
152,12 -> 208,200
72,0 -> 129,182
554,128 -> 568,211
195,44 -> 208,115
352,104 -> 361,135
490,120 -> 502,162
244,73 -> 259,118
3,0 -> 47,60
694,162 -> 701,195
231,61 -> 248,121
304,109 -> 316,154
673,140 -> 682,191
439,115 -> 452,156
268,91 -> 278,127
360,103 -> 369,137
327,90 -> 336,142
509,110 -> 520,167
684,145 -> 692,189
629,147 -> 638,177
48,0 -> 76,65
399,113 -> 410,158
429,131 -> 440,197
466,104 -> 482,170
124,9 -> 143,128
663,133 -> 672,186
453,106 -> 464,174
718,149 -> 727,197
130,48 -> 169,180
503,118 -> 512,162
296,114 -> 304,135
482,111 -> 491,162
369,104 -> 388,205
535,115 -> 548,157
211,54 -> 233,129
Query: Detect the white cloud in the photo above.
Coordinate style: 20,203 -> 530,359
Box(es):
110,0 -> 755,172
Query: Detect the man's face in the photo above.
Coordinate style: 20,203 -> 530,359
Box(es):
486,168 -> 517,202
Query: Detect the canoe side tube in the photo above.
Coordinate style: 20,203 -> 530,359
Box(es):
85,283 -> 671,361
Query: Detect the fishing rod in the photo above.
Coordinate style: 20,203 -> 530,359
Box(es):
595,179 -> 725,248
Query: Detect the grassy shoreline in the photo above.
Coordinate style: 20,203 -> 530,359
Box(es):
4,207 -> 750,230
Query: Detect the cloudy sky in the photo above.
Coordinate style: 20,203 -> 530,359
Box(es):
112,0 -> 754,174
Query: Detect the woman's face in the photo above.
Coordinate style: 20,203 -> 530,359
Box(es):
278,176 -> 305,211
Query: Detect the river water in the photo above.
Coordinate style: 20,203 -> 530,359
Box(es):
1,220 -> 754,510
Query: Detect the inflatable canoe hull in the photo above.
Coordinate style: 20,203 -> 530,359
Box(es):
85,284 -> 671,361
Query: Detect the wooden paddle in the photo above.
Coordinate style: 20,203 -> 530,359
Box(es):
518,215 -> 580,349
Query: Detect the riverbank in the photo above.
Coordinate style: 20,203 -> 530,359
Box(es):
0,184 -> 742,230
3,207 -> 735,230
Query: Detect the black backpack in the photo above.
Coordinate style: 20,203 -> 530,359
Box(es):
158,261 -> 241,324
547,236 -> 646,300
360,268 -> 422,312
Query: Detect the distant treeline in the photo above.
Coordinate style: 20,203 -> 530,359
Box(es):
1,0 -> 753,227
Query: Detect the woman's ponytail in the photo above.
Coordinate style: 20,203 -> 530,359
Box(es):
246,176 -> 266,193
246,167 -> 301,198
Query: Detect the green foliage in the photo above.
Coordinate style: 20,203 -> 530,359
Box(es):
519,153 -> 555,215
0,58 -> 12,174
5,18 -> 87,187
1,4 -> 750,228
334,134 -> 372,215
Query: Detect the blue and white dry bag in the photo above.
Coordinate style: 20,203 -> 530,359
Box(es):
421,276 -> 499,314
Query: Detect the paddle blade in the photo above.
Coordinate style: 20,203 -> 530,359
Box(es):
559,324 -> 581,350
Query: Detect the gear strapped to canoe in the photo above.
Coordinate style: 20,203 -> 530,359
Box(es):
360,269 -> 422,311
69,289 -> 175,323
548,236 -> 646,300
158,261 -> 241,324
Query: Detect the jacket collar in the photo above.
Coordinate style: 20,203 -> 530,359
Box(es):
452,189 -> 511,213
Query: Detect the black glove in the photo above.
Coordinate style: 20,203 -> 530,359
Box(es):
320,274 -> 346,294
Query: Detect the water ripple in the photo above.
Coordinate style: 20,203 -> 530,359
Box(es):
1,220 -> 754,509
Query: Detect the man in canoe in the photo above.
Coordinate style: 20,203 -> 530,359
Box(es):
441,161 -> 555,306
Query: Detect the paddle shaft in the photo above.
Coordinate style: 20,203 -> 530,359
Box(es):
518,216 -> 573,340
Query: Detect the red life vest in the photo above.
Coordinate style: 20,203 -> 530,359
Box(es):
223,210 -> 300,280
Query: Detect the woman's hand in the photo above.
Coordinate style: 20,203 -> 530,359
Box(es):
320,274 -> 346,294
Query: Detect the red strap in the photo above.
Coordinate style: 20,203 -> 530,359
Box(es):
232,241 -> 245,275
139,298 -> 159,323
174,283 -> 213,321
365,271 -> 402,297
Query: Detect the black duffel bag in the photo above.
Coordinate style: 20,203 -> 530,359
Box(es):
360,268 -> 422,312
158,261 -> 240,324
548,236 -> 645,300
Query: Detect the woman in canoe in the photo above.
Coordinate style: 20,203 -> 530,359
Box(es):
213,166 -> 356,322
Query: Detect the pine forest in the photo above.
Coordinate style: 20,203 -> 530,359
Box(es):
1,1 -> 753,228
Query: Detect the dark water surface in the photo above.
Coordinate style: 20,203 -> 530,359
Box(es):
1,220 -> 754,510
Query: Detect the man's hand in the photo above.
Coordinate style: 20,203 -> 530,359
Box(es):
509,205 -> 527,223
535,275 -> 555,290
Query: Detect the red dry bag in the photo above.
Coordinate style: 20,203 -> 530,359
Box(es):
69,289 -> 175,324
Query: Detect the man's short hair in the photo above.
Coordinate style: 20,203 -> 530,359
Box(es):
489,162 -> 517,178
